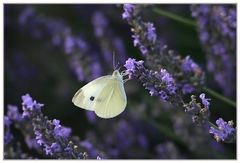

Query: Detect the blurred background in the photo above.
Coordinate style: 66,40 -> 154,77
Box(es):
4,4 -> 236,159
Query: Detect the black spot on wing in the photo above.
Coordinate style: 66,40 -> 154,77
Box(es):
90,96 -> 95,101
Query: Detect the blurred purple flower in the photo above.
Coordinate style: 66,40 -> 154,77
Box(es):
64,35 -> 75,54
122,4 -> 135,20
92,11 -> 108,37
7,105 -> 22,121
181,56 -> 199,73
4,131 -> 13,146
4,116 -> 12,127
18,7 -> 103,82
4,116 -> 13,145
18,7 -> 35,25
137,134 -> 149,149
91,11 -> 128,67
86,112 -> 97,124
53,119 -> 72,138
182,84 -> 194,95
44,142 -> 62,155
155,142 -> 182,159
191,5 -> 236,97
146,22 -> 157,42
25,136 -> 40,149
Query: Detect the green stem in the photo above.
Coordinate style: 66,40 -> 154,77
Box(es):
153,7 -> 197,27
203,87 -> 236,108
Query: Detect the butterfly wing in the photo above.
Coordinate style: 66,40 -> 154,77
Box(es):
94,79 -> 127,118
72,75 -> 111,111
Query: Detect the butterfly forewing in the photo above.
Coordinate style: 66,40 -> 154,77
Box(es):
72,76 -> 110,111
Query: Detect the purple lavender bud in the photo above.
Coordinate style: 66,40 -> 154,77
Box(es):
137,134 -> 149,149
159,91 -> 169,100
184,94 -> 210,125
25,137 -> 39,149
212,43 -> 225,55
139,45 -> 148,55
4,131 -> 13,145
124,58 -> 144,77
4,116 -> 11,127
122,4 -> 135,20
132,34 -> 140,47
86,112 -> 97,124
35,130 -> 44,146
44,142 -> 62,155
149,87 -> 159,96
22,94 -> 44,118
80,140 -> 93,149
200,31 -> 209,43
18,7 -> 34,25
92,11 -> 108,37
209,118 -> 235,142
22,94 -> 44,110
7,105 -> 22,121
182,84 -> 194,95
181,56 -> 199,73
160,69 -> 174,84
53,119 -> 72,138
64,35 -> 75,54
146,22 -> 157,43
199,93 -> 210,109
4,116 -> 13,145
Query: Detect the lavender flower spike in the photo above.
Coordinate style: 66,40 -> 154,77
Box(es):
209,118 -> 236,142
191,5 -> 236,97
21,94 -> 89,159
122,4 -> 204,94
124,58 -> 178,102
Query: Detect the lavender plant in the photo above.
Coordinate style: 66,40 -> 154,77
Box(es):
18,7 -> 103,82
191,5 -> 236,98
122,4 -> 204,95
122,4 -> 236,142
4,94 -> 104,159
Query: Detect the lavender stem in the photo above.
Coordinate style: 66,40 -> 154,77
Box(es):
153,7 -> 197,27
203,87 -> 236,108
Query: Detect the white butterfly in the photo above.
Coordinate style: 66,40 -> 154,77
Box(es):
72,70 -> 127,119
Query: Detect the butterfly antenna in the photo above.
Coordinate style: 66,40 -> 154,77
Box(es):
116,62 -> 122,71
113,51 -> 116,70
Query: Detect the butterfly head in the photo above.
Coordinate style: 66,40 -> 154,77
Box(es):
112,70 -> 122,79
112,70 -> 121,78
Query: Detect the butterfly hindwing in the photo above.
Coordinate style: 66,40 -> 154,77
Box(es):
94,78 -> 127,118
